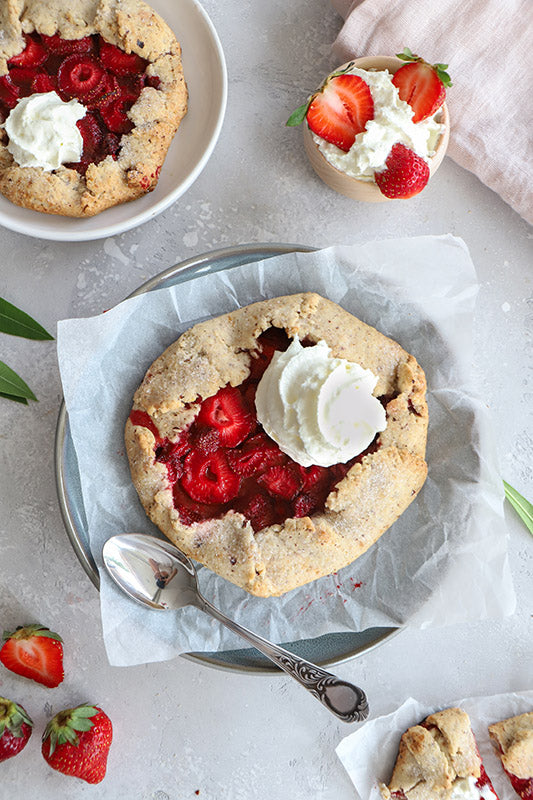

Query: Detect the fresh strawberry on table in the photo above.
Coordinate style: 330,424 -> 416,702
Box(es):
0,623 -> 64,688
287,69 -> 374,151
375,143 -> 430,199
42,704 -> 113,784
392,47 -> 452,123
0,697 -> 33,762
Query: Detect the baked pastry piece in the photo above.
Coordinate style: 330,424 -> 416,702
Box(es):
0,0 -> 187,216
381,708 -> 500,800
125,292 -> 428,597
489,712 -> 533,800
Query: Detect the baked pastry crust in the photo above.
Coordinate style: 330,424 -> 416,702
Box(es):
489,712 -> 533,783
125,292 -> 428,597
0,0 -> 187,216
381,708 -> 489,800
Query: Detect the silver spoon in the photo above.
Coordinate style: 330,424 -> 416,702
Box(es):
102,533 -> 369,723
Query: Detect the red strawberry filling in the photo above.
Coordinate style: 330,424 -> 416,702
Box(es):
2,32 -> 158,173
131,327 -> 385,533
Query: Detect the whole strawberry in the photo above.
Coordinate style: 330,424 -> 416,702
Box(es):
0,624 -> 64,688
0,696 -> 33,762
375,143 -> 430,199
42,704 -> 112,784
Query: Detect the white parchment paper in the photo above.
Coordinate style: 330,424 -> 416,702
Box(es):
336,690 -> 533,800
56,236 -> 515,666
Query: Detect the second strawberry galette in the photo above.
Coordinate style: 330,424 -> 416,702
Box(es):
125,293 -> 428,597
489,713 -> 533,800
0,0 -> 187,216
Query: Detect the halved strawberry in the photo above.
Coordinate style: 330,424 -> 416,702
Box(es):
99,90 -> 136,134
57,54 -> 105,99
0,624 -> 64,688
298,464 -> 330,491
257,464 -> 302,500
41,34 -> 94,56
0,75 -> 20,108
8,34 -> 48,68
172,484 -> 222,525
197,386 -> 254,448
227,432 -> 286,477
287,72 -> 374,152
100,41 -> 148,76
375,143 -> 430,199
77,112 -> 104,161
0,697 -> 33,763
237,493 -> 276,532
182,450 -> 240,504
31,73 -> 57,93
190,427 -> 221,454
8,67 -> 39,89
392,48 -> 451,123
293,491 -> 323,518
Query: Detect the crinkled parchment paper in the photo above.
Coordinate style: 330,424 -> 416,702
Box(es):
336,690 -> 533,800
57,236 -> 515,666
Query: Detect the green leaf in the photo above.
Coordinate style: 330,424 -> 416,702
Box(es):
504,481 -> 533,536
0,361 -> 37,402
0,297 -> 53,340
0,391 -> 28,404
286,101 -> 309,127
396,47 -> 416,61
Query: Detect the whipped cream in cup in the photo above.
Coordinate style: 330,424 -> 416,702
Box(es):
313,65 -> 444,182
255,337 -> 387,468
3,91 -> 86,171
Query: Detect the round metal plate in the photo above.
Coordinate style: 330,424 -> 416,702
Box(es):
54,243 -> 400,673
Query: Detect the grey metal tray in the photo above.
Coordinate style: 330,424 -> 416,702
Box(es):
54,243 -> 399,673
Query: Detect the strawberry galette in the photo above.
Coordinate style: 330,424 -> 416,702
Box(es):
0,0 -> 187,216
489,713 -> 533,800
381,708 -> 501,800
125,293 -> 428,597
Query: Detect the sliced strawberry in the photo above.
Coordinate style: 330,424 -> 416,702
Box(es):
31,73 -> 57,93
41,34 -> 94,56
8,34 -> 48,68
237,493 -> 276,532
145,74 -> 161,90
128,410 -> 162,444
0,697 -> 33,763
99,90 -> 136,134
76,112 -> 104,160
257,464 -> 302,500
306,74 -> 374,152
0,624 -> 64,688
57,54 -> 105,99
375,143 -> 430,199
190,427 -> 221,454
0,75 -> 20,109
293,491 -> 322,518
172,484 -> 222,525
197,386 -> 254,448
103,132 -> 121,159
298,464 -> 330,491
227,433 -> 286,477
8,67 -> 39,89
392,49 -> 451,123
84,72 -> 119,109
182,450 -> 240,504
100,41 -> 148,76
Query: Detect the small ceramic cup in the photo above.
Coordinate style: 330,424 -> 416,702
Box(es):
303,55 -> 450,202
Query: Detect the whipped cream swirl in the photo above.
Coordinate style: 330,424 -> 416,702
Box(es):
255,337 -> 387,467
3,91 -> 86,171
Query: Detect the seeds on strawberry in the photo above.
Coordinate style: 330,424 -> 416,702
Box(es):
392,49 -> 451,123
237,493 -> 276,532
257,464 -> 303,501
227,433 -> 286,477
197,386 -> 254,448
306,73 -> 374,151
182,450 -> 240,504
0,697 -> 33,763
375,143 -> 430,199
100,41 -> 148,76
8,34 -> 48,68
0,624 -> 64,688
42,704 -> 112,784
99,92 -> 136,134
41,34 -> 95,56
58,54 -> 105,98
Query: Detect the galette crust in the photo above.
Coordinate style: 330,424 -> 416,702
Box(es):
0,0 -> 187,216
381,708 -> 482,800
489,712 -> 533,781
125,292 -> 428,597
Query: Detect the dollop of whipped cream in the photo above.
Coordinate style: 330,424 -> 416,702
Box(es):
3,92 -> 86,171
313,66 -> 444,181
255,337 -> 387,467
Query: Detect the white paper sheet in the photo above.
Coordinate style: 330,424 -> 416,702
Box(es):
56,236 -> 515,666
336,690 -> 533,800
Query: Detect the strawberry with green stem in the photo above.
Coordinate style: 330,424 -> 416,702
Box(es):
42,704 -> 113,784
0,623 -> 64,688
0,697 -> 33,762
392,47 -> 452,123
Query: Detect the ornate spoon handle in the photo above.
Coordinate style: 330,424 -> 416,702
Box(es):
197,595 -> 369,723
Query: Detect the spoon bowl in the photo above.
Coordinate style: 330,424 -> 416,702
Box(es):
103,533 -> 369,723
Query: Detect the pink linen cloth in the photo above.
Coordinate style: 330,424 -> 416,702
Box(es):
331,0 -> 533,225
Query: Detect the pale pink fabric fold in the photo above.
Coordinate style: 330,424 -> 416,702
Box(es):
331,0 -> 533,224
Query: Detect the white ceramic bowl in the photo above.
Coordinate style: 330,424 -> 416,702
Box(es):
303,56 -> 450,202
0,0 -> 227,241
